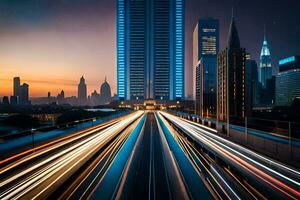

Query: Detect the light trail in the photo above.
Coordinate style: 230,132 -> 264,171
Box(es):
0,111 -> 144,200
160,111 -> 300,199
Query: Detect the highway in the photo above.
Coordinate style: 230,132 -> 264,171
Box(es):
0,110 -> 299,199
159,111 -> 300,200
0,111 -> 144,199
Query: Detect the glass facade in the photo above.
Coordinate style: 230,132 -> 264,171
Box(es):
276,70 -> 300,106
276,56 -> 300,106
193,19 -> 219,117
117,0 -> 126,99
117,0 -> 185,100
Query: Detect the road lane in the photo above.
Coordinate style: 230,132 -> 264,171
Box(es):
0,111 -> 144,200
160,111 -> 300,199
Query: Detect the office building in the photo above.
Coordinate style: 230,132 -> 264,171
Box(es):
259,33 -> 272,88
276,56 -> 300,106
217,16 -> 246,124
245,55 -> 258,114
193,18 -> 219,118
278,56 -> 300,72
13,77 -> 20,97
2,96 -> 9,105
100,77 -> 112,104
78,76 -> 87,106
19,83 -> 30,105
57,90 -> 65,105
10,96 -> 18,105
91,90 -> 100,106
117,0 -> 185,100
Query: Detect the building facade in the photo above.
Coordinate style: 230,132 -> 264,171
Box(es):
245,56 -> 258,115
19,83 -> 30,105
78,76 -> 87,105
117,0 -> 185,100
217,16 -> 246,124
13,77 -> 20,98
276,56 -> 300,106
193,18 -> 219,118
100,77 -> 112,104
259,34 -> 272,88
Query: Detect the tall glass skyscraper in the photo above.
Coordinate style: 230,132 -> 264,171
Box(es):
117,0 -> 185,101
259,33 -> 272,88
193,18 -> 219,118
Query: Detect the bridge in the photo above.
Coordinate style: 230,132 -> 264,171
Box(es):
0,111 -> 299,199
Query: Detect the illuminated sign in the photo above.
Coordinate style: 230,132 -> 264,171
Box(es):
279,56 -> 295,65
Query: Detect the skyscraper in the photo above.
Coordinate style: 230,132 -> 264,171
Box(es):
259,32 -> 272,88
245,57 -> 259,107
193,18 -> 219,118
19,83 -> 30,105
217,16 -> 246,125
13,77 -> 20,98
245,54 -> 258,115
100,77 -> 112,104
78,76 -> 87,105
117,0 -> 185,101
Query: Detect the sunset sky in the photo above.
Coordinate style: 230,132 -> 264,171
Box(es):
0,0 -> 299,98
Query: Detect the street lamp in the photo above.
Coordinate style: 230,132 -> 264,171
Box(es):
31,128 -> 37,152
92,118 -> 96,126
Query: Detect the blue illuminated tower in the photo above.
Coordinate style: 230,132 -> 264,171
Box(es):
117,0 -> 185,100
259,31 -> 272,88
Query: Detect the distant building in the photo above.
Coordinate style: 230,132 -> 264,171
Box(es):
10,96 -> 18,105
217,15 -> 246,124
276,56 -> 300,106
259,32 -> 272,88
2,96 -> 9,105
91,90 -> 100,106
193,18 -> 219,118
245,55 -> 258,115
19,83 -> 30,105
13,77 -> 20,98
78,76 -> 87,106
100,77 -> 112,105
57,90 -> 65,105
117,0 -> 185,100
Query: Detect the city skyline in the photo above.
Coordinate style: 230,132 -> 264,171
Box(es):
0,0 -> 300,98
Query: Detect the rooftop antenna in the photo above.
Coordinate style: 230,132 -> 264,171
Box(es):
264,24 -> 266,41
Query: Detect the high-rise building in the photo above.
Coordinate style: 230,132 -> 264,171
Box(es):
276,56 -> 300,106
57,90 -> 65,105
78,76 -> 87,105
91,90 -> 100,106
117,0 -> 185,100
13,77 -> 20,97
259,32 -> 272,88
10,96 -> 18,105
100,77 -> 112,104
193,18 -> 219,118
19,83 -> 30,105
245,54 -> 258,114
2,96 -> 9,105
217,16 -> 246,124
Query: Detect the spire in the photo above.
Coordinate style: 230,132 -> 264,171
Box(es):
105,76 -> 107,83
263,24 -> 266,41
227,8 -> 240,49
261,26 -> 270,56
